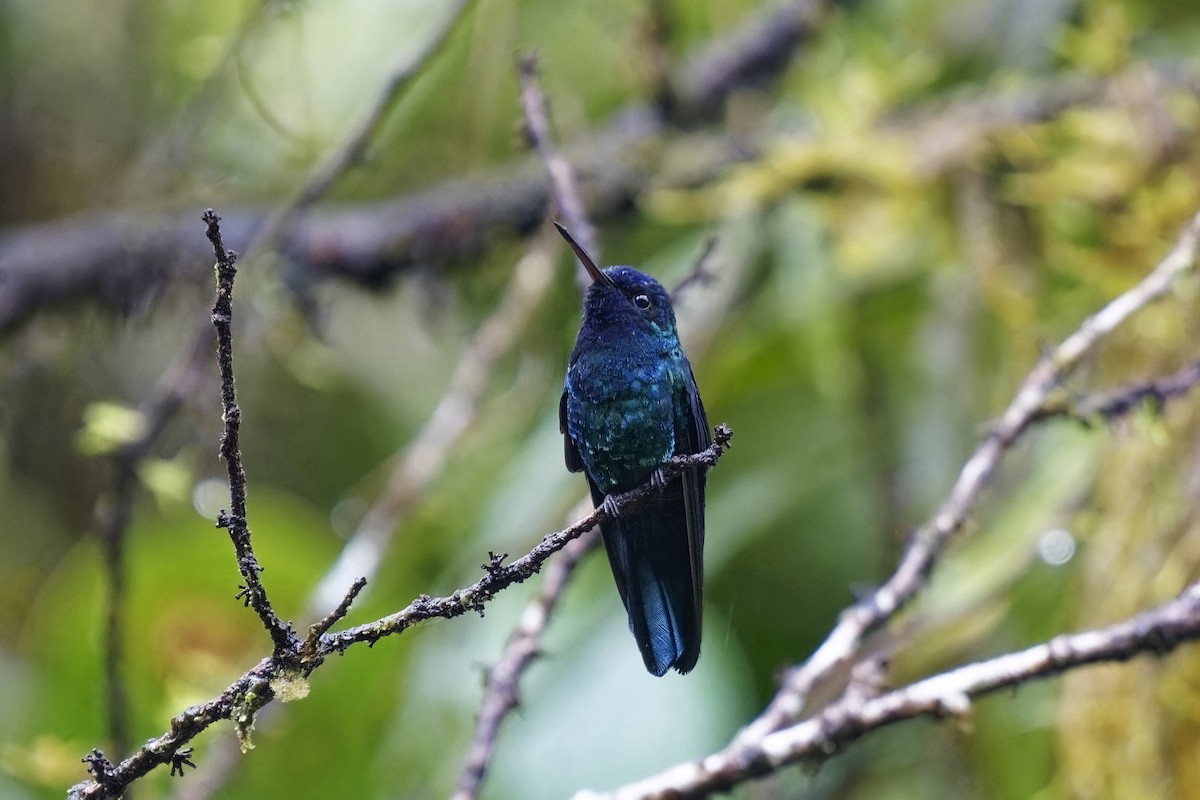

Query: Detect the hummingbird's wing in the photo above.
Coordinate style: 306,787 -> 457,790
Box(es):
560,390 -> 586,473
671,361 -> 709,673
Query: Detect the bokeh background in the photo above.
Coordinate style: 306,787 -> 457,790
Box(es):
4,0 -> 1200,797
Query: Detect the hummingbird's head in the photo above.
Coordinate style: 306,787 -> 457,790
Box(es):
555,223 -> 679,340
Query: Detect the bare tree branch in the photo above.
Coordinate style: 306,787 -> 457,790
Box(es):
670,236 -> 719,299
517,54 -> 600,282
204,209 -> 297,654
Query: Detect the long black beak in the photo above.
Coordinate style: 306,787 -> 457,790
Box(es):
554,222 -> 615,287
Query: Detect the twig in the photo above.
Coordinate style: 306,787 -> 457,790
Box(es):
670,236 -> 719,299
203,209 -> 297,655
517,54 -> 600,282
577,583 -> 1200,799
242,0 -> 475,270
66,426 -> 733,800
1038,359 -> 1200,423
119,0 -> 277,199
303,578 -> 368,662
287,1 -> 471,217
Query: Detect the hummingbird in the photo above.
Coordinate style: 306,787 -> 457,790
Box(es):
557,223 -> 710,676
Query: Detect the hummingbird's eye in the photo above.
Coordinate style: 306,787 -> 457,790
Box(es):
633,294 -> 652,310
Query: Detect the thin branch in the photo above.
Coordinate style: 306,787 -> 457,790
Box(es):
517,54 -> 600,279
242,0 -> 474,272
94,470 -> 134,761
1038,358 -> 1200,423
578,583 -> 1200,799
287,1 -> 472,217
667,0 -> 827,123
203,209 -> 297,655
303,577 -> 368,662
670,236 -> 719,299
66,426 -> 733,800
733,211 -> 1200,744
70,658 -> 276,800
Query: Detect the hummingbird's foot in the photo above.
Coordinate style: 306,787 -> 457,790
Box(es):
650,467 -> 669,492
598,494 -> 621,518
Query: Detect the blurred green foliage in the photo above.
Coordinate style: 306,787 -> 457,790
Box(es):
4,0 -> 1200,798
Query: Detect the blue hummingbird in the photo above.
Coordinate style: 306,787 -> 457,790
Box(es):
557,223 -> 710,676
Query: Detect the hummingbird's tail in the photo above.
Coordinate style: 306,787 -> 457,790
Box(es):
597,478 -> 703,676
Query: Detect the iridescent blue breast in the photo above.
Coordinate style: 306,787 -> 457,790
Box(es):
565,351 -> 682,492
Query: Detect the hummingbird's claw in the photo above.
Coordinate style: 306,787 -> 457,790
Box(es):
651,468 -> 669,492
599,494 -> 621,518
